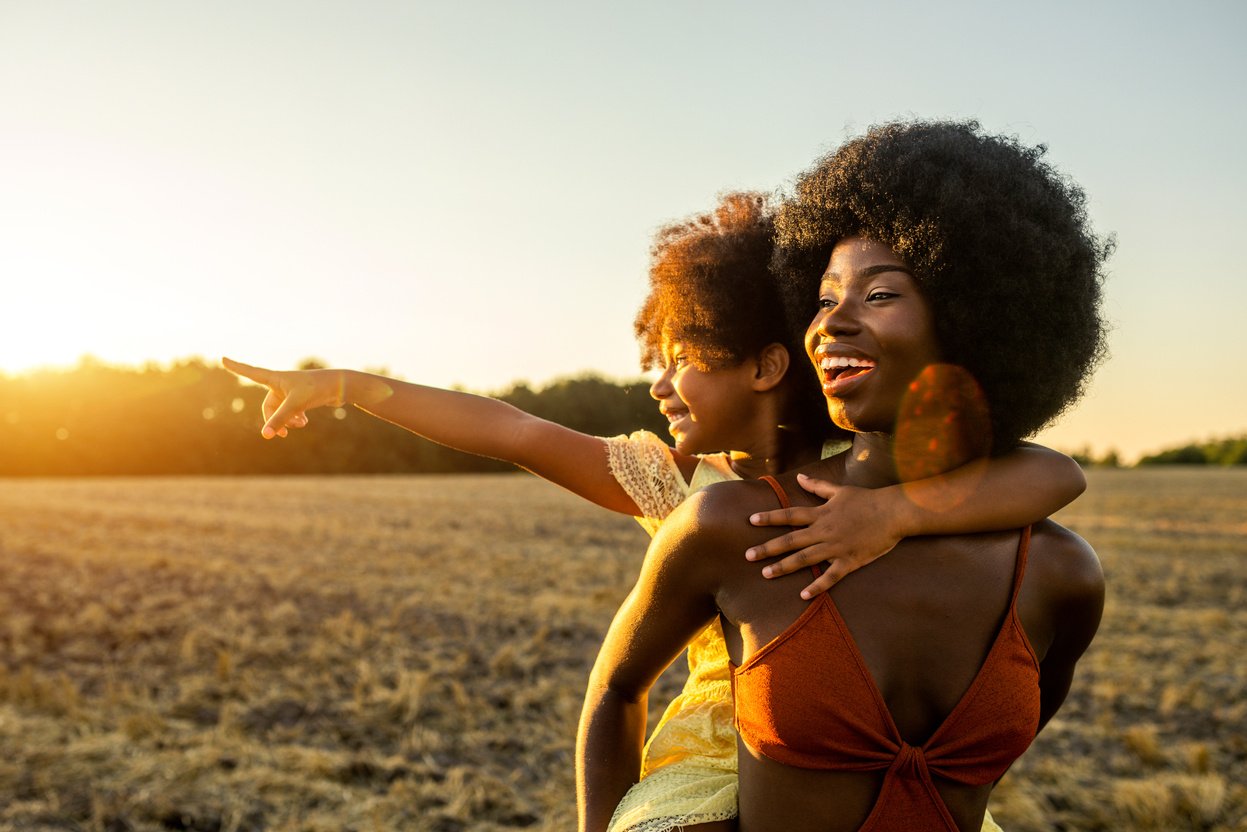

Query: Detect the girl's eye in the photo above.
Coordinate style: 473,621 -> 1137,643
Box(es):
817,298 -> 837,310
867,291 -> 898,302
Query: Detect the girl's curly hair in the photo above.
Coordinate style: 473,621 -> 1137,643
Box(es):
636,191 -> 837,441
775,120 -> 1112,451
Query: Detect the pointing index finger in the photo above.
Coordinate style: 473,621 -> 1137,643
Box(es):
222,357 -> 273,384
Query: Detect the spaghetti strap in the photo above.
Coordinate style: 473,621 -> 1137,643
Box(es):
759,475 -> 790,508
1010,525 -> 1033,604
758,476 -> 822,580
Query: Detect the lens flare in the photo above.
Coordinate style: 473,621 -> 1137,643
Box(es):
894,364 -> 992,511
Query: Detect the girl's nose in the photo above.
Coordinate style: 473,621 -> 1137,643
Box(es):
649,366 -> 674,400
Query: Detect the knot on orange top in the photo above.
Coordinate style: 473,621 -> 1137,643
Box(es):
893,742 -> 929,780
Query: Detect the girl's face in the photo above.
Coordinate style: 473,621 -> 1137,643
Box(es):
805,236 -> 941,435
649,339 -> 761,456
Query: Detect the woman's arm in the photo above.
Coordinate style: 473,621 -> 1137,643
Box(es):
223,358 -> 664,515
747,443 -> 1086,597
1028,524 -> 1105,731
577,492 -> 725,832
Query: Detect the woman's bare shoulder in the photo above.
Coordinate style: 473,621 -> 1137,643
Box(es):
1026,519 -> 1105,606
692,477 -> 793,524
652,478 -> 787,558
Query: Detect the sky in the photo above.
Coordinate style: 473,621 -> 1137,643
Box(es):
2,0 -> 1244,462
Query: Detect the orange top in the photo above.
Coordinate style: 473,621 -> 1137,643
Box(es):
732,476 -> 1041,831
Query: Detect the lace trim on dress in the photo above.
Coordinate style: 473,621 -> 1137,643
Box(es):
604,431 -> 691,531
606,768 -> 738,832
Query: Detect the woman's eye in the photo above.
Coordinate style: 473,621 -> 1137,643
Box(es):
817,298 -> 837,310
867,291 -> 898,302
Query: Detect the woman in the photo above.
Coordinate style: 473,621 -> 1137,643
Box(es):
578,121 -> 1109,832
227,191 -> 1084,832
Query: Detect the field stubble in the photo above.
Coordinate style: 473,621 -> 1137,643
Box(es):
0,468 -> 1244,831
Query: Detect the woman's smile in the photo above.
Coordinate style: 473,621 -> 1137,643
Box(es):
813,344 -> 878,395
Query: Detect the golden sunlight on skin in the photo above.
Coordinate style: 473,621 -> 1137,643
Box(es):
894,363 -> 992,512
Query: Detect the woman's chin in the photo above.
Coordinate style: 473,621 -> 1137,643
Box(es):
828,403 -> 862,434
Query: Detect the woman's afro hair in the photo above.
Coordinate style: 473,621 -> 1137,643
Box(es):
635,191 -> 836,440
774,119 -> 1112,451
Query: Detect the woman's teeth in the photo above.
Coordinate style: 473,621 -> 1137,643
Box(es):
819,356 -> 872,369
820,356 -> 876,380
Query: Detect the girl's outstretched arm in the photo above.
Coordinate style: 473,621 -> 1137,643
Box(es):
746,443 -> 1086,598
223,357 -> 659,515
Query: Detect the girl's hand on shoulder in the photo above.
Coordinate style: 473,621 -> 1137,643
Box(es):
744,473 -> 906,600
222,357 -> 342,439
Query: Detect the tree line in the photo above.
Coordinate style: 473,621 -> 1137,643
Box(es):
1064,437 -> 1247,468
2,358 -> 1242,475
0,358 -> 667,476
1134,436 -> 1247,466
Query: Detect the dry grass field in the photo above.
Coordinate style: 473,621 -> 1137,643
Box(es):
0,468 -> 1244,831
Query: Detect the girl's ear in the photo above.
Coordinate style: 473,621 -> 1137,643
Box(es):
752,343 -> 790,392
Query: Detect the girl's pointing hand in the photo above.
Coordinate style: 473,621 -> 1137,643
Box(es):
222,357 -> 343,439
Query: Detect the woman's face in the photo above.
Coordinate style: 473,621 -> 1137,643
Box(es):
649,339 -> 761,456
804,236 -> 940,434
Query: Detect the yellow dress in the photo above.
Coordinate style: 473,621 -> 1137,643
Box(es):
601,431 -> 1004,832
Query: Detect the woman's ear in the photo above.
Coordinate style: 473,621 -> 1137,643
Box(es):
752,343 -> 790,392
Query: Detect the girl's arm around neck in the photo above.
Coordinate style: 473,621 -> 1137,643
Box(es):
888,442 -> 1086,537
576,489 -> 729,832
746,443 -> 1085,597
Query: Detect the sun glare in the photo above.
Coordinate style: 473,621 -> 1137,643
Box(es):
0,284 -> 153,376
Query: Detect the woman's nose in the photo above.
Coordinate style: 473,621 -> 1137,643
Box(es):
815,302 -> 861,337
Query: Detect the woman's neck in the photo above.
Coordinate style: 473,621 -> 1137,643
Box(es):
840,429 -> 977,489
838,433 -> 905,488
